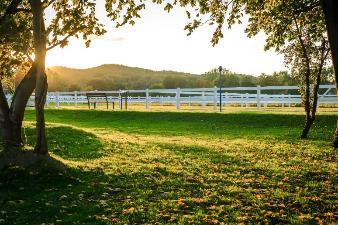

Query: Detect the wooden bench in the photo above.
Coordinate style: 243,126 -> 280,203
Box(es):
86,93 -> 112,109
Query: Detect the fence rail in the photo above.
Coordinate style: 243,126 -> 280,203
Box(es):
15,85 -> 338,110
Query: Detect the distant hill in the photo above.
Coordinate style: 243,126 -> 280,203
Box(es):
34,63 -> 319,92
46,64 -> 203,91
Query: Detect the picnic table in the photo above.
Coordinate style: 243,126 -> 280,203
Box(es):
86,92 -> 128,110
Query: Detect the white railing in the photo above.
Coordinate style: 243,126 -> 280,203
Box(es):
19,85 -> 338,110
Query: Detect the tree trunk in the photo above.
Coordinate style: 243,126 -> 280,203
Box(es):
0,80 -> 13,147
30,0 -> 48,154
34,70 -> 48,154
301,73 -> 321,140
9,65 -> 36,145
334,124 -> 338,148
301,116 -> 314,139
300,69 -> 312,139
322,0 -> 338,148
0,66 -> 37,149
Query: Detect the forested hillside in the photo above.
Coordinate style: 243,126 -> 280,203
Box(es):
15,64 -> 332,91
45,64 -> 200,91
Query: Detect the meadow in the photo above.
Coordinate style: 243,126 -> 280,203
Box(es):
0,107 -> 337,224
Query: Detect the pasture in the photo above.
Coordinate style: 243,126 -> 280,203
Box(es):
0,108 -> 337,224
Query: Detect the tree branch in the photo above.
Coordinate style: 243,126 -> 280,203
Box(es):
46,33 -> 73,51
15,8 -> 31,13
292,14 -> 311,119
43,0 -> 56,9
311,40 -> 327,116
292,14 -> 310,66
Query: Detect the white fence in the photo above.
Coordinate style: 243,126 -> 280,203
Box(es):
23,85 -> 338,110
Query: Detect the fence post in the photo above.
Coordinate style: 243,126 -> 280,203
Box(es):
188,96 -> 191,107
282,94 -> 285,108
145,89 -> 149,109
202,91 -> 206,107
176,88 -> 181,110
160,96 -> 164,106
240,95 -> 244,107
288,94 -> 291,107
119,90 -> 122,109
55,91 -> 60,108
246,93 -> 249,107
74,91 -> 78,107
256,85 -> 261,110
213,86 -> 217,112
46,93 -> 49,106
224,92 -> 228,107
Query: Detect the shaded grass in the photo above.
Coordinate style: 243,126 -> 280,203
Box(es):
24,125 -> 105,160
23,109 -> 336,141
0,109 -> 337,224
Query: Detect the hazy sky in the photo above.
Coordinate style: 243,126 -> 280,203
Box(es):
46,2 -> 286,75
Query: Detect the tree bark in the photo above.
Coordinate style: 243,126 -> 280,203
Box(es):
301,116 -> 314,139
9,65 -> 36,145
300,69 -> 312,139
321,0 -> 338,148
0,80 -> 13,147
302,73 -> 321,139
34,70 -> 48,154
30,0 -> 48,154
0,66 -> 37,149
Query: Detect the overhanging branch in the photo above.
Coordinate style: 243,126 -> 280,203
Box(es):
46,33 -> 73,51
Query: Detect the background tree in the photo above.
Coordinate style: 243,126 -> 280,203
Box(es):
0,0 -> 105,153
244,1 -> 331,138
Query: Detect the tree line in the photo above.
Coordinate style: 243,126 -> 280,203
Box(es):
53,67 -> 334,91
6,66 -> 333,92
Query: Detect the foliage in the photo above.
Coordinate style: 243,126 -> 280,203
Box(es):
0,0 -> 32,79
46,0 -> 106,50
242,0 -> 331,96
105,0 -> 240,46
0,109 -> 337,224
0,0 -> 106,78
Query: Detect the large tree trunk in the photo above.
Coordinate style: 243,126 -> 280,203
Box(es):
9,65 -> 36,145
322,0 -> 338,148
30,0 -> 48,154
0,66 -> 37,149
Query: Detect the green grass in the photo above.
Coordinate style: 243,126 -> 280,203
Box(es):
0,109 -> 337,224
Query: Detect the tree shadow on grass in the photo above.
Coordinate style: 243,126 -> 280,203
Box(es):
156,142 -> 250,171
24,126 -> 105,161
0,151 -> 336,225
25,109 -> 337,143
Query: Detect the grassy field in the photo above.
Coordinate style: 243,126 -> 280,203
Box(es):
0,108 -> 337,224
